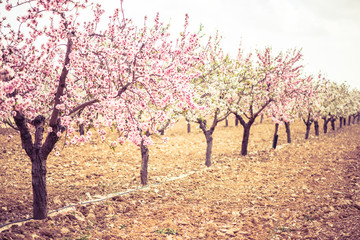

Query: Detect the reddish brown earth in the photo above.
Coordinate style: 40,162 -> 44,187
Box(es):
0,118 -> 360,239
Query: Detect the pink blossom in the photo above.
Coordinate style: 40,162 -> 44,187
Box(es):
5,4 -> 12,11
118,137 -> 125,144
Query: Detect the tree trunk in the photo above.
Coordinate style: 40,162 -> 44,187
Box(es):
198,119 -> 217,167
272,123 -> 279,149
352,115 -> 356,124
14,113 -> 62,219
357,113 -> 360,124
79,124 -> 84,135
285,122 -> 291,143
235,117 -> 239,126
339,117 -> 343,128
348,116 -> 351,126
160,129 -> 164,135
225,118 -> 228,127
187,122 -> 191,133
31,153 -> 48,219
323,118 -> 329,133
241,124 -> 251,155
331,119 -> 336,131
314,120 -> 319,136
205,133 -> 213,167
343,117 -> 346,126
260,114 -> 264,124
140,141 -> 149,186
305,123 -> 311,140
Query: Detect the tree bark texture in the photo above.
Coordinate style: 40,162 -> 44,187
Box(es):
205,133 -> 213,167
198,119 -> 216,167
339,117 -> 343,128
79,124 -> 85,136
140,141 -> 149,186
323,117 -> 329,134
272,123 -> 279,149
241,124 -> 251,155
14,113 -> 61,219
314,120 -> 319,136
305,123 -> 311,140
331,119 -> 336,131
31,153 -> 48,219
234,113 -> 258,156
284,122 -> 291,143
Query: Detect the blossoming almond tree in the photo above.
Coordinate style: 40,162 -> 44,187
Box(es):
82,12 -> 203,186
185,33 -> 231,167
0,0 -> 108,219
296,74 -> 329,139
228,47 -> 303,155
317,80 -> 339,133
0,0 -> 200,219
265,64 -> 312,146
267,98 -> 299,146
349,89 -> 360,124
337,83 -> 358,127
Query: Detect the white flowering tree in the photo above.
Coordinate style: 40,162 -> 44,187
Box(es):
185,33 -> 231,167
297,74 -> 327,139
228,47 -> 304,155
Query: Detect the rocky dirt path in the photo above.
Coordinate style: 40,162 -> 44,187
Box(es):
1,120 -> 360,239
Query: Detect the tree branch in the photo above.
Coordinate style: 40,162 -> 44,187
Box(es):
49,36 -> 73,126
69,99 -> 99,116
32,115 -> 45,149
13,111 -> 33,158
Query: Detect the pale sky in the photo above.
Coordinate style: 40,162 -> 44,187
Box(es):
98,0 -> 360,90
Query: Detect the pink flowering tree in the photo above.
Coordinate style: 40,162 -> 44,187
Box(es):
265,64 -> 312,146
0,0 -> 106,219
84,12 -> 203,186
296,74 -> 328,139
185,33 -> 231,167
228,47 -> 303,155
0,0 -> 200,219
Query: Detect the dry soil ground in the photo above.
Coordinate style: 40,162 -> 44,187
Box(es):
0,118 -> 360,239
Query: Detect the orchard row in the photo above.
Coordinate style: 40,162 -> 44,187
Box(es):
0,0 -> 359,220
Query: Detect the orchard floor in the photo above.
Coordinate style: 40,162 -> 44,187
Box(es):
1,118 -> 360,239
